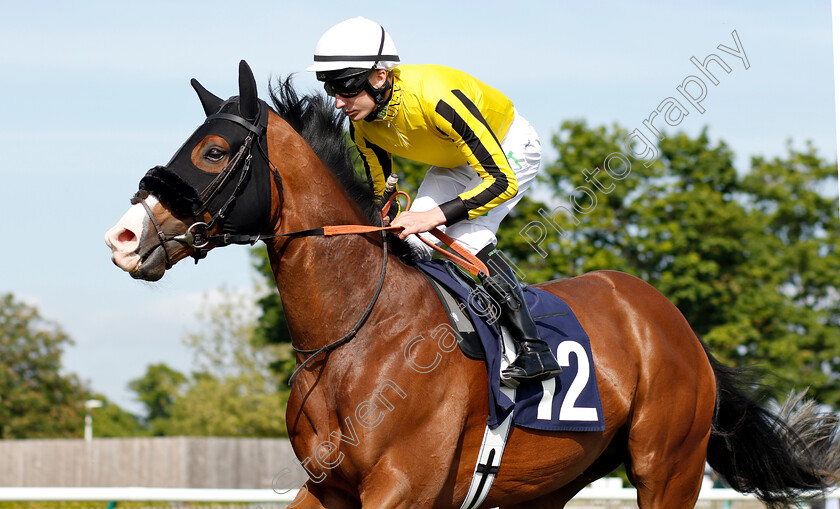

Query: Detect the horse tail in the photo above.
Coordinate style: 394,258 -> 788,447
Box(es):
703,342 -> 840,508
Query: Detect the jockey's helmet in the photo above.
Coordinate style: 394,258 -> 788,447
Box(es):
307,16 -> 400,78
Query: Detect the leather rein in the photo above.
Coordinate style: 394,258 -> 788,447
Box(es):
283,191 -> 489,386
136,108 -> 489,387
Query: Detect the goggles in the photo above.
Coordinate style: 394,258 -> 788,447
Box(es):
322,69 -> 372,98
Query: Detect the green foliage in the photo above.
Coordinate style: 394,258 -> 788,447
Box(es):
88,396 -> 148,438
391,155 -> 427,195
249,120 -> 840,406
181,288 -> 288,436
0,293 -> 90,438
128,363 -> 187,435
540,121 -> 840,404
131,288 -> 289,437
160,370 -> 288,437
0,294 -> 155,438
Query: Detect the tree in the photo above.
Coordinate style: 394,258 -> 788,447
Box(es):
138,288 -> 289,437
88,395 -> 148,438
720,142 -> 840,401
128,363 -> 187,435
162,371 -> 288,437
538,120 -> 840,404
0,293 -> 89,438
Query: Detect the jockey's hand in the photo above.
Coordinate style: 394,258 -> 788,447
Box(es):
391,208 -> 446,240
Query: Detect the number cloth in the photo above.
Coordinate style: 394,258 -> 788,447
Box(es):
417,260 -> 605,432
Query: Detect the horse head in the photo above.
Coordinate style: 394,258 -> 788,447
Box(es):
105,60 -> 280,281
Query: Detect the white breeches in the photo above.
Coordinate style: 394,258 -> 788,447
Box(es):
407,110 -> 541,259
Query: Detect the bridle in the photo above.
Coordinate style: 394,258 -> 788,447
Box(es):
133,106 -> 281,267
131,102 -> 397,388
133,102 -> 488,387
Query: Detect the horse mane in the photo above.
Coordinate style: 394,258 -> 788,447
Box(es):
268,76 -> 416,264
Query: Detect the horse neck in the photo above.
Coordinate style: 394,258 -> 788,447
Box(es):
262,113 -> 401,350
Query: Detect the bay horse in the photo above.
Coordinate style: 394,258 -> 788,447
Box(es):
105,61 -> 839,508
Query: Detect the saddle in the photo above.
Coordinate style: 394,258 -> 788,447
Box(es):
414,259 -> 605,433
418,260 -> 486,361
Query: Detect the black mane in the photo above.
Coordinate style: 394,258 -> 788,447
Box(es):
268,76 -> 416,263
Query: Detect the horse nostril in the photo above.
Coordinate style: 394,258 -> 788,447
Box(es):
106,226 -> 139,252
118,229 -> 137,244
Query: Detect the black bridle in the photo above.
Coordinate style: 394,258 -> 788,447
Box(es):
133,106 -> 281,267
132,100 -> 390,387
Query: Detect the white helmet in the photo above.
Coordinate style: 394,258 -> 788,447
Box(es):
307,17 -> 400,74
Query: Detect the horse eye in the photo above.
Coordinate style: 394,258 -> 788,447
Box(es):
206,147 -> 226,161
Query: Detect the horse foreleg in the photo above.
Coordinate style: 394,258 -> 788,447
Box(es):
286,481 -> 360,509
282,483 -> 326,509
358,463 -> 413,508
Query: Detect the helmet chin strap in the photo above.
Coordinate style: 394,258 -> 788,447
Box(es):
363,76 -> 392,122
363,24 -> 393,122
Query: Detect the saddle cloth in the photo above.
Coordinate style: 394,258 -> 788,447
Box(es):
416,260 -> 605,432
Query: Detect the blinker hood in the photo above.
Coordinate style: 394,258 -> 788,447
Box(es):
137,98 -> 273,236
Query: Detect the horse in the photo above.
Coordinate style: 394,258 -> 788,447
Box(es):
105,61 -> 839,508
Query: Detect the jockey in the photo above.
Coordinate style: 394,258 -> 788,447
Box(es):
307,17 -> 562,388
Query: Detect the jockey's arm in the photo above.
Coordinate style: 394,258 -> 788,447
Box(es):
391,97 -> 517,239
390,207 -> 446,239
429,92 -> 518,226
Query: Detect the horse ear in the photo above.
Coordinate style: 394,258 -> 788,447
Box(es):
191,78 -> 224,117
238,60 -> 259,122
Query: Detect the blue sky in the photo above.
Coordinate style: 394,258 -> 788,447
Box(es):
0,1 -> 837,415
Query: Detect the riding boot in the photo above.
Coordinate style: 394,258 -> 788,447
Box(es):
477,246 -> 562,389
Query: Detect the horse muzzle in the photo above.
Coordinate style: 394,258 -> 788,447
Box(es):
104,195 -> 188,281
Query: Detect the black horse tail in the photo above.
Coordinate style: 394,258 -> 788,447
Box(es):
704,343 -> 840,508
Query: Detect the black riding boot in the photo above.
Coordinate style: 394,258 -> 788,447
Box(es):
478,246 -> 563,389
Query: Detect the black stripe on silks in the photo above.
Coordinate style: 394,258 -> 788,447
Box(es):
368,140 -> 392,179
434,99 -> 510,213
351,124 -> 376,191
450,89 -> 505,152
440,197 -> 469,226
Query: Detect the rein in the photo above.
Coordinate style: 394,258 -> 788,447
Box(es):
136,108 -> 489,387
287,229 -> 389,386
284,192 -> 488,386
167,190 -> 489,277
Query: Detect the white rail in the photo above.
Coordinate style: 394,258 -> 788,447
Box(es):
0,487 -> 297,502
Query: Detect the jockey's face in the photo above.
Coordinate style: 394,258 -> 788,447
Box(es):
333,70 -> 388,122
